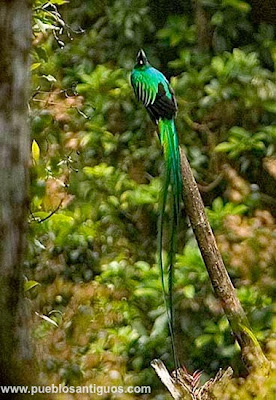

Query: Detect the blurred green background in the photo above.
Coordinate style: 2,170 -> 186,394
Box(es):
29,1 -> 275,398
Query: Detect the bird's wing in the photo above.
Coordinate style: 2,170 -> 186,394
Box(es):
148,82 -> 177,121
131,71 -> 158,107
131,68 -> 177,121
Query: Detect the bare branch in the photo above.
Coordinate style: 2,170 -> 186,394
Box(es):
179,147 -> 269,372
151,359 -> 233,400
30,199 -> 63,224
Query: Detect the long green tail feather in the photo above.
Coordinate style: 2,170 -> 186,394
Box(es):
158,118 -> 182,370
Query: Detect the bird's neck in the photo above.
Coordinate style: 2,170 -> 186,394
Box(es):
134,63 -> 150,71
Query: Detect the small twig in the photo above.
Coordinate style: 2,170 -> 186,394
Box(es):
30,199 -> 63,224
31,99 -> 59,104
76,107 -> 90,119
182,115 -> 213,135
30,87 -> 89,119
197,174 -> 223,193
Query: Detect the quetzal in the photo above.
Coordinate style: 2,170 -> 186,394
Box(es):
131,49 -> 182,368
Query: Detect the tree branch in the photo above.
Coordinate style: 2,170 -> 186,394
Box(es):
151,359 -> 233,400
179,148 -> 269,372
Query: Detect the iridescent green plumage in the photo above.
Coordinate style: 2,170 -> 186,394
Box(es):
131,50 -> 182,369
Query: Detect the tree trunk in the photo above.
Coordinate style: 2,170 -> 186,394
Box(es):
0,0 -> 32,393
193,0 -> 213,51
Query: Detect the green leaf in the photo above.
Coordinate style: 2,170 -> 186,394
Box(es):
212,197 -> 224,211
263,101 -> 276,113
218,317 -> 229,332
83,164 -> 114,178
231,204 -> 248,214
222,0 -> 251,13
134,288 -> 158,298
195,334 -> 212,348
24,280 -> 40,292
215,142 -> 235,152
230,127 -> 250,138
212,56 -> 224,75
32,140 -> 40,163
150,313 -> 167,338
183,285 -> 195,299
31,63 -> 41,71
51,0 -> 69,4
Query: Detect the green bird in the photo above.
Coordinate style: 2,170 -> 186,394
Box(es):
131,49 -> 182,369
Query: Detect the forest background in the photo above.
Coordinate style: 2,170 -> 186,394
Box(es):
27,0 -> 276,398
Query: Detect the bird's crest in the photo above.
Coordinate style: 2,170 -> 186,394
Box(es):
136,49 -> 148,66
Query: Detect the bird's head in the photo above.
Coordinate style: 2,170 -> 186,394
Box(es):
136,49 -> 149,67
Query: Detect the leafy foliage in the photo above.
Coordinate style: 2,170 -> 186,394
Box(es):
28,0 -> 275,398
